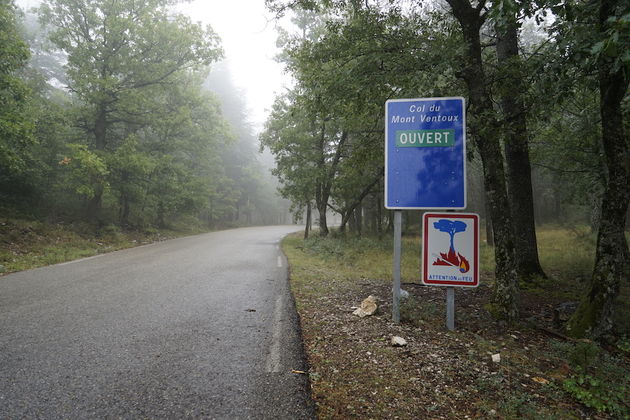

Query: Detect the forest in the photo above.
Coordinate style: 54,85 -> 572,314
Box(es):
259,0 -> 629,339
0,0 -> 287,233
1,0 -> 628,340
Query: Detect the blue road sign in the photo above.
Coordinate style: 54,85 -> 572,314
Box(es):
385,97 -> 466,209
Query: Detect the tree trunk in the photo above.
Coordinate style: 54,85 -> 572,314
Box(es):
446,0 -> 519,322
348,209 -> 357,234
157,197 -> 167,228
314,128 -> 347,238
119,194 -> 130,226
86,185 -> 104,224
304,202 -> 312,239
337,170 -> 382,236
317,202 -> 329,237
567,0 -> 629,338
496,17 -> 546,281
355,203 -> 363,237
484,190 -> 494,247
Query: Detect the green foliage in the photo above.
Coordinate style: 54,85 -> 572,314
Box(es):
551,340 -> 629,417
35,0 -> 226,224
563,374 -> 628,417
0,0 -> 34,178
61,144 -> 109,199
262,5 -> 463,233
0,0 -> 289,232
617,336 -> 630,354
568,341 -> 600,371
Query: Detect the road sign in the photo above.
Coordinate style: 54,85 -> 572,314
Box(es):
422,213 -> 479,287
385,97 -> 466,209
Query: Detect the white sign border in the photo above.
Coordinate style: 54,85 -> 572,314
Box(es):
421,212 -> 480,288
384,96 -> 467,210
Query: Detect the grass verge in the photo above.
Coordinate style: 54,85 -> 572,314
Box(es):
0,217 -> 208,274
283,228 -> 629,419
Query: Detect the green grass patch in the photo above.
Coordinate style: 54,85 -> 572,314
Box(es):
537,226 -> 596,280
0,217 -> 207,274
285,233 -> 422,286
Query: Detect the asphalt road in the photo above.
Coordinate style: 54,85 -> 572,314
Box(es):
0,225 -> 315,419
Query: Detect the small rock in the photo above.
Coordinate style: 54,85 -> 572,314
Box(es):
353,295 -> 378,317
0,265 -> 5,273
491,353 -> 501,363
392,287 -> 409,299
391,336 -> 408,347
489,409 -> 497,416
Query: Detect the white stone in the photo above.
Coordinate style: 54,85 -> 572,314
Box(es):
391,336 -> 408,347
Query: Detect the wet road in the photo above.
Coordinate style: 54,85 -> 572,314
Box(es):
0,226 -> 314,419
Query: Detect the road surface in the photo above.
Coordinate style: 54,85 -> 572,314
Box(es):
0,226 -> 314,419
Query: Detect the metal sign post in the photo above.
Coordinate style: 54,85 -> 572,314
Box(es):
392,211 -> 402,323
446,287 -> 455,331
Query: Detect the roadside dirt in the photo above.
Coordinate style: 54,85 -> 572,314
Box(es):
292,275 -> 628,419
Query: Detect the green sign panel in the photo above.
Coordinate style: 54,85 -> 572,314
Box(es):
395,129 -> 455,148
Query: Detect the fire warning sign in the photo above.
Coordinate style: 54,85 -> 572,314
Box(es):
422,213 -> 479,287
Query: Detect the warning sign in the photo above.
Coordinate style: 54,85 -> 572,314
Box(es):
422,213 -> 479,287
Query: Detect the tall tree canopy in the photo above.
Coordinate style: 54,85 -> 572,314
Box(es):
0,0 -> 33,193
38,0 -> 222,221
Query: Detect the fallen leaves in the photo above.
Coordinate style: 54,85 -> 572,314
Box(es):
532,377 -> 550,385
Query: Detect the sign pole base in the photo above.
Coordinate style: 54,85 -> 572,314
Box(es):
446,287 -> 455,331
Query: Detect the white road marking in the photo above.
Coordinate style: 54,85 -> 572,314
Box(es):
277,256 -> 282,268
266,294 -> 284,373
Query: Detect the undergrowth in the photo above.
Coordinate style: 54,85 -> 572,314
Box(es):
551,340 -> 629,418
0,217 -> 206,274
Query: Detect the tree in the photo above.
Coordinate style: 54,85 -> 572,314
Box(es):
268,4 -> 461,236
444,0 -> 520,321
260,91 -> 344,237
38,0 -> 222,221
494,3 -> 546,281
0,0 -> 34,203
565,0 -> 629,338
